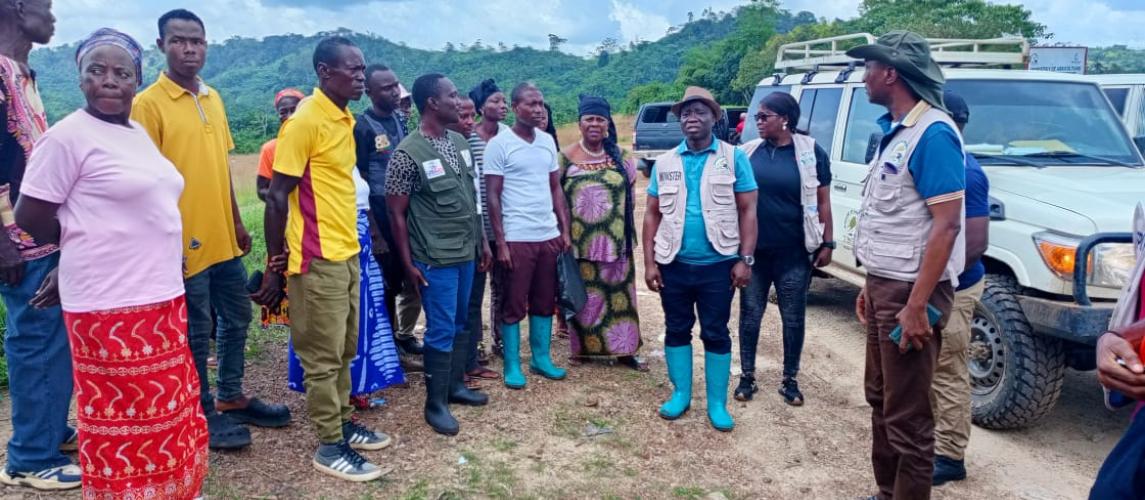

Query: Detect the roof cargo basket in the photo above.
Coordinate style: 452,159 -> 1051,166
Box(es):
774,33 -> 1029,73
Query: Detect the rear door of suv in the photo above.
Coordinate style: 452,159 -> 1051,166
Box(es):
634,104 -> 682,153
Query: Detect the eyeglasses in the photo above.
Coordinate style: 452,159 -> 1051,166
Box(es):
755,112 -> 781,122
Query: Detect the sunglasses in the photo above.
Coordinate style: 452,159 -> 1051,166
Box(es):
755,112 -> 782,122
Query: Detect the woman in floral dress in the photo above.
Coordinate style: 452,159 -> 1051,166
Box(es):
559,95 -> 646,371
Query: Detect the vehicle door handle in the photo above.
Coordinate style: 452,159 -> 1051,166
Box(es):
833,184 -> 847,192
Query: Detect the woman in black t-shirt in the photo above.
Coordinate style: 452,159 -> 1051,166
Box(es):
736,92 -> 834,406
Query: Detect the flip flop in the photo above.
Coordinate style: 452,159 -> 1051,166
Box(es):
467,367 -> 501,380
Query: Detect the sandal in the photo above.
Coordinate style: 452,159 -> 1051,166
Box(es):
467,367 -> 501,380
618,355 -> 649,372
464,374 -> 481,390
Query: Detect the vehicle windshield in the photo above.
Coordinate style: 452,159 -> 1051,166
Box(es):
946,79 -> 1143,167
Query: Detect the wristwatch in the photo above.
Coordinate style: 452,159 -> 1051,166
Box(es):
740,254 -> 755,266
820,241 -> 837,250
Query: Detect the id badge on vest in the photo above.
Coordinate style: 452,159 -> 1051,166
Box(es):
375,133 -> 392,153
422,159 -> 446,180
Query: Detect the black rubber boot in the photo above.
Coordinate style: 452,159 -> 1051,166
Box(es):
449,328 -> 488,406
423,348 -> 459,436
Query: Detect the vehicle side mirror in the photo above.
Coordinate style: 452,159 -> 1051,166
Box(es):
865,132 -> 884,164
1134,136 -> 1145,153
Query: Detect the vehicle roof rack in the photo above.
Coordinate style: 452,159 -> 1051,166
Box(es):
773,33 -> 1029,73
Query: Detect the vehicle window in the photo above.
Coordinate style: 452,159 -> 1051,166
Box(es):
946,80 -> 1142,166
797,90 -> 816,133
1104,88 -> 1129,117
841,89 -> 887,164
741,85 -> 791,143
1135,93 -> 1145,137
640,106 -> 678,124
806,88 -> 843,151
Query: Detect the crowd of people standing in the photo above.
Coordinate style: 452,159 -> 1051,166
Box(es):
2,2 -> 1142,499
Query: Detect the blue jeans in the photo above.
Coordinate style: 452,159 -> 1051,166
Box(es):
1,252 -> 72,471
185,257 -> 252,413
738,247 -> 812,379
659,259 -> 736,354
414,260 -> 475,352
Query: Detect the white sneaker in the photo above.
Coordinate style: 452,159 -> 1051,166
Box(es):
0,463 -> 82,490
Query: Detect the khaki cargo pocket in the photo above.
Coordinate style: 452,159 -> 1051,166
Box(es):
710,175 -> 735,206
871,179 -> 902,213
713,216 -> 740,252
658,184 -> 680,214
866,240 -> 920,274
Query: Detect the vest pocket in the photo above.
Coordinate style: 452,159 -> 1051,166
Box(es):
421,215 -> 472,261
710,175 -> 735,206
658,185 -> 680,214
427,176 -> 464,214
866,240 -> 919,274
871,179 -> 902,212
713,214 -> 740,252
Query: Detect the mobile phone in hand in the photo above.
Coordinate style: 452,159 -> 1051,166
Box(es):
888,303 -> 943,351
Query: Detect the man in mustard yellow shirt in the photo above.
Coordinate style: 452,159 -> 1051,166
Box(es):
254,36 -> 389,482
133,9 -> 289,451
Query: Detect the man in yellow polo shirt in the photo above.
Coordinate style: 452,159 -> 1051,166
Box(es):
132,9 -> 290,451
253,36 -> 389,482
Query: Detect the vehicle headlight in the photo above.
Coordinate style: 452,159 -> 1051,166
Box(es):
1092,243 -> 1136,289
1033,232 -> 1135,289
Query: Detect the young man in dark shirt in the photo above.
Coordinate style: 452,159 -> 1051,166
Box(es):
353,64 -> 425,371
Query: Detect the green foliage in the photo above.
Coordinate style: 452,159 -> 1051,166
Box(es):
1090,46 -> 1145,74
848,0 -> 1049,40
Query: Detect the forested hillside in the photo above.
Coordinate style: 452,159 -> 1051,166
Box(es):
29,0 -> 1145,153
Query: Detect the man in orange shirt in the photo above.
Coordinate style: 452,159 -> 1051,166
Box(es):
257,88 -> 304,201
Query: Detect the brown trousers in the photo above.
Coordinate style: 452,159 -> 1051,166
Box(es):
864,275 -> 954,500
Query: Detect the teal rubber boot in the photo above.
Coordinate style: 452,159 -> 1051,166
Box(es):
704,351 -> 734,432
501,322 -> 527,389
527,315 -> 567,380
658,345 -> 693,419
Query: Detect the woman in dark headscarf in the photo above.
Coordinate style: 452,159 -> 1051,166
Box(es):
461,79 -> 509,382
557,95 -> 645,371
15,28 -> 208,499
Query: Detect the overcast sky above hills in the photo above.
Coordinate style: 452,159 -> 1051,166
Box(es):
49,0 -> 1145,53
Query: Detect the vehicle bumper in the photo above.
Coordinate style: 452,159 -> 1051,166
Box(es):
1015,296 -> 1114,346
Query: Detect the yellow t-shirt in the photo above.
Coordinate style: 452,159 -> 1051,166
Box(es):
273,88 -> 359,275
132,72 -> 240,278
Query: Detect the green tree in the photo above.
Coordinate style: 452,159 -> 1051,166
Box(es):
849,0 -> 1049,40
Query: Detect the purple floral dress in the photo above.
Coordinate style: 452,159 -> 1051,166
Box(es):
560,146 -> 642,357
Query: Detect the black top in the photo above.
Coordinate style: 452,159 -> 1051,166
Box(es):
353,107 -> 407,197
0,95 -> 20,204
750,139 -> 831,251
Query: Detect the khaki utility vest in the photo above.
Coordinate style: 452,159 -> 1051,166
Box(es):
652,141 -> 741,264
855,102 -> 966,284
740,134 -> 824,253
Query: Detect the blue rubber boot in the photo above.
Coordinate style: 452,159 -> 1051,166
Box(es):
704,351 -> 734,431
527,315 -> 567,380
501,322 -> 526,389
658,345 -> 693,419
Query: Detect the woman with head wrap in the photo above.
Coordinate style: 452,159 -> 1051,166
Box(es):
256,88 -> 304,201
558,95 -> 646,371
14,28 -> 208,499
460,78 -> 509,383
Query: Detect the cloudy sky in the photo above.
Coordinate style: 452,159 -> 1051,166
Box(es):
48,0 -> 1145,54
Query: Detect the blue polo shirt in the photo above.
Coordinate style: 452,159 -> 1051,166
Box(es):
957,154 -> 989,290
648,137 -> 757,265
876,114 -> 966,203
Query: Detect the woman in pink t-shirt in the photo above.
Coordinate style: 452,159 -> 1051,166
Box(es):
13,29 -> 206,500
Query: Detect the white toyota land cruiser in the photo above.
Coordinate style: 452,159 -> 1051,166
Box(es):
744,34 -> 1144,429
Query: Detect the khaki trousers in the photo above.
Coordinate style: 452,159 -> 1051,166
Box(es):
929,279 -> 984,460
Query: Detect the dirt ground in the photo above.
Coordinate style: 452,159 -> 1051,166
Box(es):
0,147 -> 1130,499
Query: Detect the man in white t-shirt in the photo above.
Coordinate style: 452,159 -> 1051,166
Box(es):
485,82 -> 571,390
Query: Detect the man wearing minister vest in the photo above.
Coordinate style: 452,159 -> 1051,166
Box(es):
644,86 -> 758,432
848,32 -> 967,500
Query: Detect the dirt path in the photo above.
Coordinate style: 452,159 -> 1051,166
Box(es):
0,167 -> 1128,500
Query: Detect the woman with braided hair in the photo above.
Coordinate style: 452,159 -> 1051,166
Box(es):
558,95 -> 646,371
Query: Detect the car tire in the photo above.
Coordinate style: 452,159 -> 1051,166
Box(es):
969,274 -> 1066,430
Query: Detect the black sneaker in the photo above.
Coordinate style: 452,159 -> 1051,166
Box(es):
779,378 -> 804,406
342,420 -> 392,451
396,336 -> 424,355
312,442 -> 384,482
0,463 -> 81,490
207,412 -> 252,450
734,375 -> 757,402
219,396 -> 292,428
933,455 -> 967,486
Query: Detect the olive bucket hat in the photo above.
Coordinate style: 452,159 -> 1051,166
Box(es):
846,30 -> 947,113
